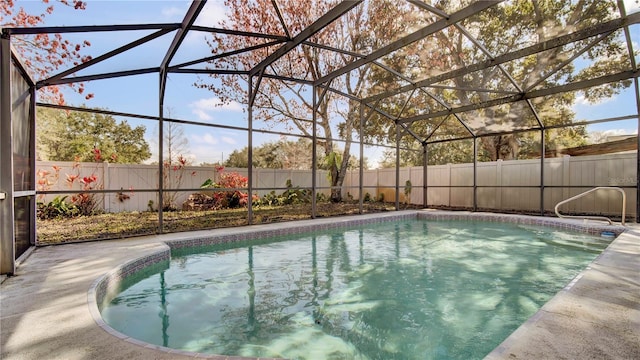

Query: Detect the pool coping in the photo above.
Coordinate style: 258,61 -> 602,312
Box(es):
1,210 -> 638,360
81,210 -> 636,360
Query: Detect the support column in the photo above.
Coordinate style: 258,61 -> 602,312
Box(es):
247,76 -> 254,224
29,85 -> 36,246
395,122 -> 400,210
1,32 -> 15,274
473,137 -> 478,211
359,102 -> 364,214
311,86 -> 317,218
157,72 -> 165,233
634,77 -> 640,223
540,128 -> 546,216
423,144 -> 428,208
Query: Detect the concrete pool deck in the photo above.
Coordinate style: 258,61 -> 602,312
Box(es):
1,210 -> 639,360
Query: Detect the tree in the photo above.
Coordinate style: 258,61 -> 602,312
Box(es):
1,0 -> 92,104
36,107 -> 151,163
378,139 -> 475,168
224,138 -> 366,170
197,0 -> 377,202
162,121 -> 189,166
365,0 -> 628,164
225,138 -> 315,169
146,109 -> 193,210
224,141 -> 286,169
223,147 -> 249,168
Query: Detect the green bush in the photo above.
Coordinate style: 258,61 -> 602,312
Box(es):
254,180 -> 311,208
281,179 -> 310,205
37,196 -> 78,220
257,191 -> 283,207
316,192 -> 328,203
404,180 -> 412,204
200,168 -> 250,209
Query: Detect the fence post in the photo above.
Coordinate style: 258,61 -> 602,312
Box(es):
103,161 -> 109,213
405,166 -> 413,204
447,163 -> 452,207
423,145 -> 428,208
562,155 -> 570,205
496,159 -> 502,210
376,168 -> 379,201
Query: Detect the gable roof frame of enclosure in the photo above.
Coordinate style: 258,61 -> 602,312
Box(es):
2,0 -> 640,274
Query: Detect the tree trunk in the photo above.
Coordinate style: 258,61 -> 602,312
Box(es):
480,134 -> 520,161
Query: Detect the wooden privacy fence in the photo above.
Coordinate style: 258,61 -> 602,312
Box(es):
37,152 -> 637,218
36,162 -> 332,213
345,152 -> 635,218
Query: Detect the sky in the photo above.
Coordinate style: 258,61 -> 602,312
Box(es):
9,0 -> 640,166
14,0 -> 261,165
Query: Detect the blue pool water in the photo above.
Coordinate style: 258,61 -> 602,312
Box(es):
101,220 -> 611,359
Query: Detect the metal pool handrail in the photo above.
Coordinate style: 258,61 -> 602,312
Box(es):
554,186 -> 626,226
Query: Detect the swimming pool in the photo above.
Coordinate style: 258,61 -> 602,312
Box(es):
98,214 -> 616,360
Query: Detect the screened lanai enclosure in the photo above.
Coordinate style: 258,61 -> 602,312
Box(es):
1,0 -> 639,274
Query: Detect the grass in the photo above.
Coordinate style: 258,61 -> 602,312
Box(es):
36,201 -> 418,245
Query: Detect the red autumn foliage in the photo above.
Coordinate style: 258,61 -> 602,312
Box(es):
92,147 -> 102,162
36,147 -> 105,216
162,154 -> 196,210
199,167 -> 256,209
1,0 -> 93,104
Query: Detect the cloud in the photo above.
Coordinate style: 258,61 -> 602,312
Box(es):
189,144 -> 225,164
574,95 -> 588,105
192,108 -> 213,121
221,136 -> 236,145
194,1 -> 228,27
575,94 -> 616,106
161,1 -> 228,46
624,0 -> 640,14
186,131 -> 244,164
180,1 -> 229,45
190,96 -> 243,121
184,31 -> 208,45
595,129 -> 638,137
191,132 -> 239,147
161,6 -> 186,19
193,97 -> 243,111
191,132 -> 219,145
161,1 -> 228,23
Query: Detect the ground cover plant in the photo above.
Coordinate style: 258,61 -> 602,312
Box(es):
35,201 -> 416,245
35,157 -> 417,245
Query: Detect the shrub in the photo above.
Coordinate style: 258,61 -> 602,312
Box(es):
404,180 -> 412,204
257,191 -> 283,207
37,154 -> 104,217
281,179 -> 310,205
37,196 -> 78,220
162,155 -> 195,210
36,166 -> 61,200
64,168 -> 102,216
252,180 -> 310,208
199,166 -> 252,209
316,192 -> 328,203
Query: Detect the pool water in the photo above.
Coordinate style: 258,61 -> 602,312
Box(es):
101,220 -> 611,359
